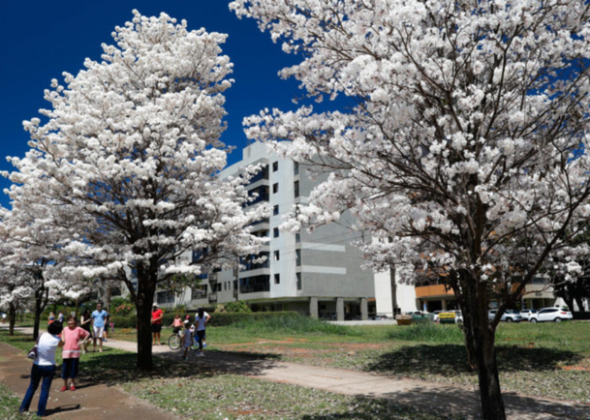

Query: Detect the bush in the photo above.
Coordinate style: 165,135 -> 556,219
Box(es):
208,311 -> 299,327
222,300 -> 252,313
110,314 -> 137,329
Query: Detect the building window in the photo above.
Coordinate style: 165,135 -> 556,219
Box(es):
274,250 -> 280,261
295,233 -> 301,243
157,290 -> 175,304
192,285 -> 208,300
273,205 -> 279,215
273,183 -> 279,194
294,162 -> 299,175
294,181 -> 300,198
296,273 -> 302,290
296,249 -> 301,266
272,161 -> 279,172
274,273 -> 280,284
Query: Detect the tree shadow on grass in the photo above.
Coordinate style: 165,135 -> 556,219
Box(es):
366,344 -> 583,376
80,349 -> 281,386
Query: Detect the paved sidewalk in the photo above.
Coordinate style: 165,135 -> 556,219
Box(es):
103,336 -> 590,420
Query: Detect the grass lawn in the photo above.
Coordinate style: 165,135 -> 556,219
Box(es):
1,328 -> 463,420
108,318 -> 590,403
0,381 -> 39,420
124,373 -> 464,420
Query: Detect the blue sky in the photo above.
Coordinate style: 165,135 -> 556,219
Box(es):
0,1 -> 311,208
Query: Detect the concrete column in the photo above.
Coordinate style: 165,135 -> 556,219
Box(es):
309,297 -> 319,319
336,298 -> 344,321
442,300 -> 447,310
360,298 -> 368,321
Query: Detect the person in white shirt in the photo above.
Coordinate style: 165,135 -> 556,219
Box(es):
194,308 -> 210,356
20,321 -> 64,417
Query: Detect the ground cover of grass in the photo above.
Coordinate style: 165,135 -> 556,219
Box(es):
0,381 -> 39,420
178,318 -> 589,404
1,329 -> 462,420
19,318 -> 590,404
124,373 -> 464,420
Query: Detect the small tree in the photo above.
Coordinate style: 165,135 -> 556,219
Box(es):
231,1 -> 590,419
6,10 -> 268,370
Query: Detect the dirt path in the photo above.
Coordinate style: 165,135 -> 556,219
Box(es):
0,341 -> 177,420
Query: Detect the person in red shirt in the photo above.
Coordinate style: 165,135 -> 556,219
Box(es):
151,304 -> 164,345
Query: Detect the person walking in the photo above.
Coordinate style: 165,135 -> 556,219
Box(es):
151,304 -> 163,345
181,320 -> 193,361
194,308 -> 210,356
57,311 -> 64,323
19,321 -> 64,417
91,303 -> 108,353
79,309 -> 92,354
60,316 -> 90,391
47,312 -> 55,325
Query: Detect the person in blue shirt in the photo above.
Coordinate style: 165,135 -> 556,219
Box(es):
91,303 -> 108,353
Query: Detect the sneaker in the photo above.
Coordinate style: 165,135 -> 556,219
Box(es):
70,385 -> 76,391
60,386 -> 68,392
197,352 -> 205,357
103,338 -> 108,342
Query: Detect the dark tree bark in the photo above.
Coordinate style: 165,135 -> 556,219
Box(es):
8,302 -> 16,336
32,287 -> 48,341
133,266 -> 157,371
454,272 -> 506,420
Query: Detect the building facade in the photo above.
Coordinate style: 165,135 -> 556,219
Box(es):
156,142 -> 376,320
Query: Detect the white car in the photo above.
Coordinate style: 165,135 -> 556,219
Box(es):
488,309 -> 522,322
520,309 -> 538,321
530,307 -> 573,323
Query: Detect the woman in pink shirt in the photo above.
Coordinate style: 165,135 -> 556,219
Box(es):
61,316 -> 90,391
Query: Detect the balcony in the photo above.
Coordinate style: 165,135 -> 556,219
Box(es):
239,275 -> 271,294
415,284 -> 454,299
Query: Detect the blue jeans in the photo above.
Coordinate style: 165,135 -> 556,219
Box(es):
20,364 -> 55,417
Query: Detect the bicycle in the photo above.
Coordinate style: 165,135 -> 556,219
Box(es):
168,328 -> 183,351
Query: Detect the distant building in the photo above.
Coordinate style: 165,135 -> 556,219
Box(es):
156,142 -> 376,320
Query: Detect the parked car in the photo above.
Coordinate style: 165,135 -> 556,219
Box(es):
438,310 -> 463,324
488,309 -> 523,322
520,309 -> 538,321
431,310 -> 443,323
530,307 -> 573,323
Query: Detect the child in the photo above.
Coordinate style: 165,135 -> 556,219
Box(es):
61,316 -> 90,391
181,320 -> 193,361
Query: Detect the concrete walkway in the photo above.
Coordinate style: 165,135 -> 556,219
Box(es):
102,336 -> 590,420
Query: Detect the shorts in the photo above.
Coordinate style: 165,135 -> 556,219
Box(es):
62,358 -> 79,379
93,326 -> 104,338
151,324 -> 162,333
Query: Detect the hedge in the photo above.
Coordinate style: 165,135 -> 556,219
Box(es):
110,311 -> 301,329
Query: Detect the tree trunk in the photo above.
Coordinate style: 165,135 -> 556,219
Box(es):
574,296 -> 585,313
8,302 -> 16,336
135,268 -> 156,371
457,274 -> 506,420
33,295 -> 42,341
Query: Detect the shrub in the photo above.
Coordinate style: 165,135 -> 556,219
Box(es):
231,313 -> 360,336
223,300 -> 252,313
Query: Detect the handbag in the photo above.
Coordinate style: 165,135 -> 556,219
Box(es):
26,333 -> 42,360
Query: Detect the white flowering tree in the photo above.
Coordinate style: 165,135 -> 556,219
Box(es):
230,1 -> 590,418
6,11 -> 268,369
0,207 -> 69,340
